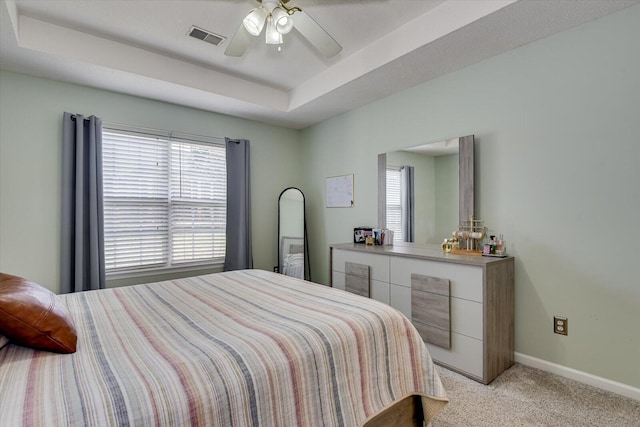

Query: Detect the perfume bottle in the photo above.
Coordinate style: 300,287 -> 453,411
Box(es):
496,234 -> 506,256
442,239 -> 453,253
451,237 -> 460,250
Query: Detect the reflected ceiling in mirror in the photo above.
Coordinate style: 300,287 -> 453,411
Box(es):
404,138 -> 459,156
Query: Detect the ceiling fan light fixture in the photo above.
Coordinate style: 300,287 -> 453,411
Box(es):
272,7 -> 293,34
265,17 -> 283,44
243,8 -> 267,36
225,0 -> 342,58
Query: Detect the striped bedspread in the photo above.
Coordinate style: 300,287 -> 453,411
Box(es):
0,269 -> 447,426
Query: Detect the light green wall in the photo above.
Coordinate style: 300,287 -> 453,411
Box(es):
279,195 -> 304,239
300,5 -> 640,388
0,71 -> 302,292
434,153 -> 458,241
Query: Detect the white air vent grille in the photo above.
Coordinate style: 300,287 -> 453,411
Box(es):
188,26 -> 225,46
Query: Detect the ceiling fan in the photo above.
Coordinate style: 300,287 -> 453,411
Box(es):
225,0 -> 342,58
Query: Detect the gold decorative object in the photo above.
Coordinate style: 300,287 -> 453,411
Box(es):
450,216 -> 486,256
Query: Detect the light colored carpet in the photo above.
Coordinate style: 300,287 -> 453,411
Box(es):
431,363 -> 640,426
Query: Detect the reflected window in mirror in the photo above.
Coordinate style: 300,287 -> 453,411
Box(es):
387,166 -> 417,244
386,167 -> 403,243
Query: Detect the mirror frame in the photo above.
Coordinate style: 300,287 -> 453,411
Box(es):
377,135 -> 474,238
277,187 -> 309,280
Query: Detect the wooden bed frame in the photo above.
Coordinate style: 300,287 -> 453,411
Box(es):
364,395 -> 424,427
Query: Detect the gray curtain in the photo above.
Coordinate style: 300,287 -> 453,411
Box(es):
60,112 -> 106,293
224,138 -> 253,271
400,165 -> 415,242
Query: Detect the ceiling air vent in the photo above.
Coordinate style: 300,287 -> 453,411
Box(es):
188,26 -> 225,46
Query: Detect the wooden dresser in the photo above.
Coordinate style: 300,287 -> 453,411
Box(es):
330,242 -> 514,384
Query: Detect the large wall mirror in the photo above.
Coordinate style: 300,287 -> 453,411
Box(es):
278,187 -> 309,280
377,135 -> 474,244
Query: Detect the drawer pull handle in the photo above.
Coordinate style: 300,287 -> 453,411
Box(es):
411,274 -> 451,349
345,262 -> 370,297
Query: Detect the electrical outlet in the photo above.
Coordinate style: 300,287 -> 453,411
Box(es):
554,316 -> 568,335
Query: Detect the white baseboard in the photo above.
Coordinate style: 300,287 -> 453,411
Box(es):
515,352 -> 640,401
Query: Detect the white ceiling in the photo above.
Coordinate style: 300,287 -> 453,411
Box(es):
1,0 -> 637,129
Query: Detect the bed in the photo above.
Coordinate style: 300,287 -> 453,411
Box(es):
280,236 -> 305,279
281,252 -> 305,279
0,269 -> 447,426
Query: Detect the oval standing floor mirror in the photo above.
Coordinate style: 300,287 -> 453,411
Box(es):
278,187 -> 309,280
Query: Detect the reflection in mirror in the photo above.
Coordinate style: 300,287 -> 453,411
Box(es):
278,187 -> 308,280
378,135 -> 474,245
386,139 -> 459,244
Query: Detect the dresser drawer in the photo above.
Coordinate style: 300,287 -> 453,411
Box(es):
426,332 -> 483,379
451,298 -> 483,340
390,283 -> 411,318
390,257 -> 483,302
332,271 -> 390,304
332,249 -> 390,283
370,280 -> 390,304
391,283 -> 483,339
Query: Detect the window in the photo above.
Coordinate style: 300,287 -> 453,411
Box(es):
102,127 -> 226,275
386,167 -> 403,243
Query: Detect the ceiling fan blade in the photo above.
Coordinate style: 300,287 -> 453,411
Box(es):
224,23 -> 251,57
293,10 -> 342,58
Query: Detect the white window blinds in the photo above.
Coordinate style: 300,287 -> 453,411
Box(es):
386,167 -> 403,243
169,139 -> 226,264
102,128 -> 226,274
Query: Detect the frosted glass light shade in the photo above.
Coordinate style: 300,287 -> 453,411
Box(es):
265,18 -> 283,44
243,8 -> 266,36
271,7 -> 293,34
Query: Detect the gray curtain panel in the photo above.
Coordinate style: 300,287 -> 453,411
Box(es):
224,138 -> 253,271
60,112 -> 106,293
400,165 -> 415,242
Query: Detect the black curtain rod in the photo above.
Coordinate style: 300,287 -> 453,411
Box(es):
70,115 -> 90,122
